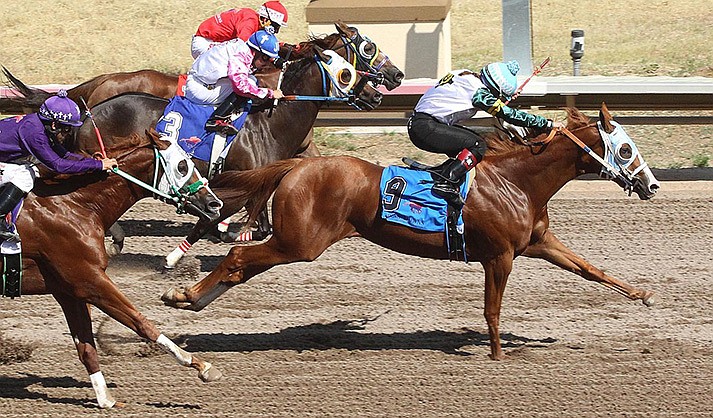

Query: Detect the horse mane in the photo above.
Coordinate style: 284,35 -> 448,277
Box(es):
484,107 -> 592,156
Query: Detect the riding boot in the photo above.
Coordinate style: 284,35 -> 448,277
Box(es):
432,149 -> 478,208
205,92 -> 241,136
0,184 -> 26,241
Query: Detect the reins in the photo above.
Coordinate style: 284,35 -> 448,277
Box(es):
538,123 -> 637,191
80,103 -> 207,212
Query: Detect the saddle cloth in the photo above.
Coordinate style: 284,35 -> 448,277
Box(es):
155,96 -> 250,162
379,166 -> 473,232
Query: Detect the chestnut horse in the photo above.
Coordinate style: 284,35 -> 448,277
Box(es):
4,129 -> 224,408
162,104 -> 660,361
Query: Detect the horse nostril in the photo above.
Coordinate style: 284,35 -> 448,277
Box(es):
209,201 -> 223,210
394,71 -> 404,83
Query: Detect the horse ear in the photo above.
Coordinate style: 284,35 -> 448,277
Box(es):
599,102 -> 615,133
147,129 -> 171,150
335,20 -> 349,35
313,45 -> 330,63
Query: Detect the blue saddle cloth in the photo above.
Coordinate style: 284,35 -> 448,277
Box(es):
155,96 -> 250,162
379,166 -> 471,232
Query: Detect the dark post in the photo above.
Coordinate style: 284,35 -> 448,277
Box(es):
570,29 -> 585,76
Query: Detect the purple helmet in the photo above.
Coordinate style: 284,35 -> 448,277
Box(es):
38,90 -> 83,127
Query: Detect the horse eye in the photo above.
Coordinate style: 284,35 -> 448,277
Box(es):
618,143 -> 633,160
360,42 -> 376,58
177,160 -> 189,176
338,69 -> 352,85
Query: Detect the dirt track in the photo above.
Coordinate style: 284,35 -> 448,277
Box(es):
1,180 -> 712,417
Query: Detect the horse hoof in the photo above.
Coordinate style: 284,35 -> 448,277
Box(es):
642,291 -> 656,307
199,362 -> 222,382
105,243 -> 122,258
161,288 -> 187,306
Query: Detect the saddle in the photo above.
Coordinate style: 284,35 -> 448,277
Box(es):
401,157 -> 468,262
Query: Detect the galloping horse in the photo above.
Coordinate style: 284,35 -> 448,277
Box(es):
0,21 -> 403,120
1,21 -> 403,257
5,129 -> 224,407
65,41 -> 387,269
162,104 -> 660,361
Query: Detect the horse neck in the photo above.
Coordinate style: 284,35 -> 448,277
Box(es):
270,59 -> 326,139
485,127 -> 603,209
73,148 -> 156,229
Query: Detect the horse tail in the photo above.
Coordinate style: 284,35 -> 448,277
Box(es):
209,159 -> 303,227
0,66 -> 52,113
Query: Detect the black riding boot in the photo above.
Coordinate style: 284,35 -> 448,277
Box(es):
0,184 -> 26,240
205,92 -> 241,136
431,149 -> 477,208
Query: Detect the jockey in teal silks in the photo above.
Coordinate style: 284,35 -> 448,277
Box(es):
407,60 -> 564,206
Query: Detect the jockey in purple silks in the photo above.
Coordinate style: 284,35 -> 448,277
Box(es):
0,90 -> 117,240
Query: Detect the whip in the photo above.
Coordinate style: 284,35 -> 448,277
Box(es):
504,56 -> 550,105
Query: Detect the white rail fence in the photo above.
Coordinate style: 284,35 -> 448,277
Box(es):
3,76 -> 713,126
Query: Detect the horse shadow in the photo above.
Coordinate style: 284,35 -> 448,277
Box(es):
174,318 -> 557,356
0,373 -> 99,407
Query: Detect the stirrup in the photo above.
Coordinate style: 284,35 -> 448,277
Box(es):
432,182 -> 465,208
205,119 -> 239,136
0,230 -> 20,241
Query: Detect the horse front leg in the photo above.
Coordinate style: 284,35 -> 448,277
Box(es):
53,292 -> 117,408
482,252 -> 515,361
73,267 -> 222,384
523,229 -> 655,306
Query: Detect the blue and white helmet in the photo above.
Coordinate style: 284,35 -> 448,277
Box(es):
480,60 -> 520,98
38,89 -> 83,127
247,30 -> 280,60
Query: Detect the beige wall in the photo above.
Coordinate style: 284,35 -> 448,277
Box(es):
306,0 -> 452,80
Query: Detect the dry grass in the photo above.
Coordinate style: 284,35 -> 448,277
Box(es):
0,0 -> 711,168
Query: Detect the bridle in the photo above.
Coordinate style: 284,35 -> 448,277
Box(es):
519,122 -> 645,195
335,28 -> 390,86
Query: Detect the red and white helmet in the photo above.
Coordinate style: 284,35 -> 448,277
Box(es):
258,1 -> 288,27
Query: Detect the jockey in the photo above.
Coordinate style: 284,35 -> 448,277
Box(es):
0,90 -> 117,240
191,1 -> 289,59
407,60 -> 564,206
185,30 -> 285,136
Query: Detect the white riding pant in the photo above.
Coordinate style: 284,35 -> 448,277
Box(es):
0,163 -> 38,193
185,74 -> 234,106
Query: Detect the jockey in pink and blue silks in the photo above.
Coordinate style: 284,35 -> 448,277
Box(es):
185,29 -> 285,136
0,91 -> 117,240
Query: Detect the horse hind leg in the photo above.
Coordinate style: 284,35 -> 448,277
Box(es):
523,229 -> 655,306
162,238 -> 314,311
105,222 -> 125,257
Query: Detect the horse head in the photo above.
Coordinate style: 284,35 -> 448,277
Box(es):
279,41 -> 383,111
570,103 -> 660,200
333,20 -> 404,90
149,131 -> 224,220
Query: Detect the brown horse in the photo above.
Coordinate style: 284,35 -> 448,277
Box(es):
1,21 -> 404,255
162,104 -> 660,361
0,21 -> 403,116
5,130 -> 224,408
